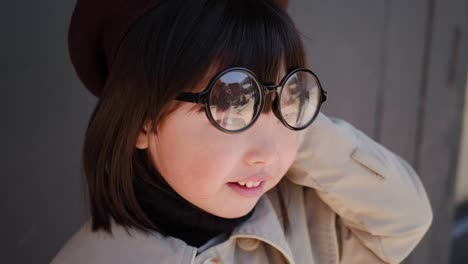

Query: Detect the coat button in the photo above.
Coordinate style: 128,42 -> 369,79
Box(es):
236,238 -> 261,252
202,257 -> 221,264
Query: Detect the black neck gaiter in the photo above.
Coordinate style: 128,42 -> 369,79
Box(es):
132,150 -> 255,247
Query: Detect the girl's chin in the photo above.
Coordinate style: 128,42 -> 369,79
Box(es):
212,199 -> 259,219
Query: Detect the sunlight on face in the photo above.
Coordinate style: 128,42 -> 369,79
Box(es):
136,68 -> 300,218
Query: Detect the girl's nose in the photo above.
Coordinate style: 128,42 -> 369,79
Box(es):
242,114 -> 279,166
243,139 -> 277,166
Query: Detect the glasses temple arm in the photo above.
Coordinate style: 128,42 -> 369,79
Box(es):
175,92 -> 206,105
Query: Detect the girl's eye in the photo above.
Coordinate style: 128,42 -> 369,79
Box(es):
283,112 -> 298,122
216,118 -> 247,128
196,105 -> 206,113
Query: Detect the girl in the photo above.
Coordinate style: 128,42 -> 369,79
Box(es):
52,0 -> 433,263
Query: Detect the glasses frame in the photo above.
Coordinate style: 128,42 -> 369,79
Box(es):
175,67 -> 328,133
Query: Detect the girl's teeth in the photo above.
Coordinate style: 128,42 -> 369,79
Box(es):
237,181 -> 261,188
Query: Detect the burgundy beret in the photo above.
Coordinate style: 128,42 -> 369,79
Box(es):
68,0 -> 289,97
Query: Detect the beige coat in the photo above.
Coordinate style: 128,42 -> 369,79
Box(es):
51,112 -> 433,264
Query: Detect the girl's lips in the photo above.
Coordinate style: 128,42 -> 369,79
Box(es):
231,174 -> 272,183
227,181 -> 266,198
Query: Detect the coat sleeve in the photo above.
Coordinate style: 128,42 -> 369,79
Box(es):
287,112 -> 433,264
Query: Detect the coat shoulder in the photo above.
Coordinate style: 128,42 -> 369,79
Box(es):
50,219 -> 195,264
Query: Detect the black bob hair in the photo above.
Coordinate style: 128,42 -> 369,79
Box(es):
82,0 -> 307,233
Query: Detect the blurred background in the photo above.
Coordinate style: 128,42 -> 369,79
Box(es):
2,0 -> 468,263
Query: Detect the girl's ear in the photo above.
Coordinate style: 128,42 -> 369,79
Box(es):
135,119 -> 155,150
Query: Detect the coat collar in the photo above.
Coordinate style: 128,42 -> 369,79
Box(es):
230,194 -> 295,263
106,193 -> 296,263
53,189 -> 297,264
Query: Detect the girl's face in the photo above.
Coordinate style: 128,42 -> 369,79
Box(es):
136,69 -> 300,218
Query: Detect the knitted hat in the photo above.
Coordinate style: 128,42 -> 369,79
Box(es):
68,0 -> 289,97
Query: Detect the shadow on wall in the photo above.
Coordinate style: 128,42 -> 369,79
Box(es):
451,72 -> 468,264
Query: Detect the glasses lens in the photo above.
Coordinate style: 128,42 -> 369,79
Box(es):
208,70 -> 261,131
279,70 -> 321,128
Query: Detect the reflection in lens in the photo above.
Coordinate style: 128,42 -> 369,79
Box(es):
280,71 -> 320,128
209,70 -> 261,131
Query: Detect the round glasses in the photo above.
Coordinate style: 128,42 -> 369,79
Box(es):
175,67 -> 327,133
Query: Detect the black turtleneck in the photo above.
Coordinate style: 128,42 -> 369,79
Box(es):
132,150 -> 255,247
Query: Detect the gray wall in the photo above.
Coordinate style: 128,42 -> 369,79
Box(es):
289,1 -> 468,263
3,1 -> 93,262
3,0 -> 467,263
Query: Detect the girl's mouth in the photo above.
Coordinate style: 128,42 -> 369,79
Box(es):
227,181 -> 266,197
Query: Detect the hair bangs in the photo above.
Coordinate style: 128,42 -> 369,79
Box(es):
208,0 -> 307,85
159,0 -> 307,94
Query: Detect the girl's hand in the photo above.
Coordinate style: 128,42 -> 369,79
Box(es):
287,112 -> 433,264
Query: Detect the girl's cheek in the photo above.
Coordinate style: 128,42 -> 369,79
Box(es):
280,131 -> 300,166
